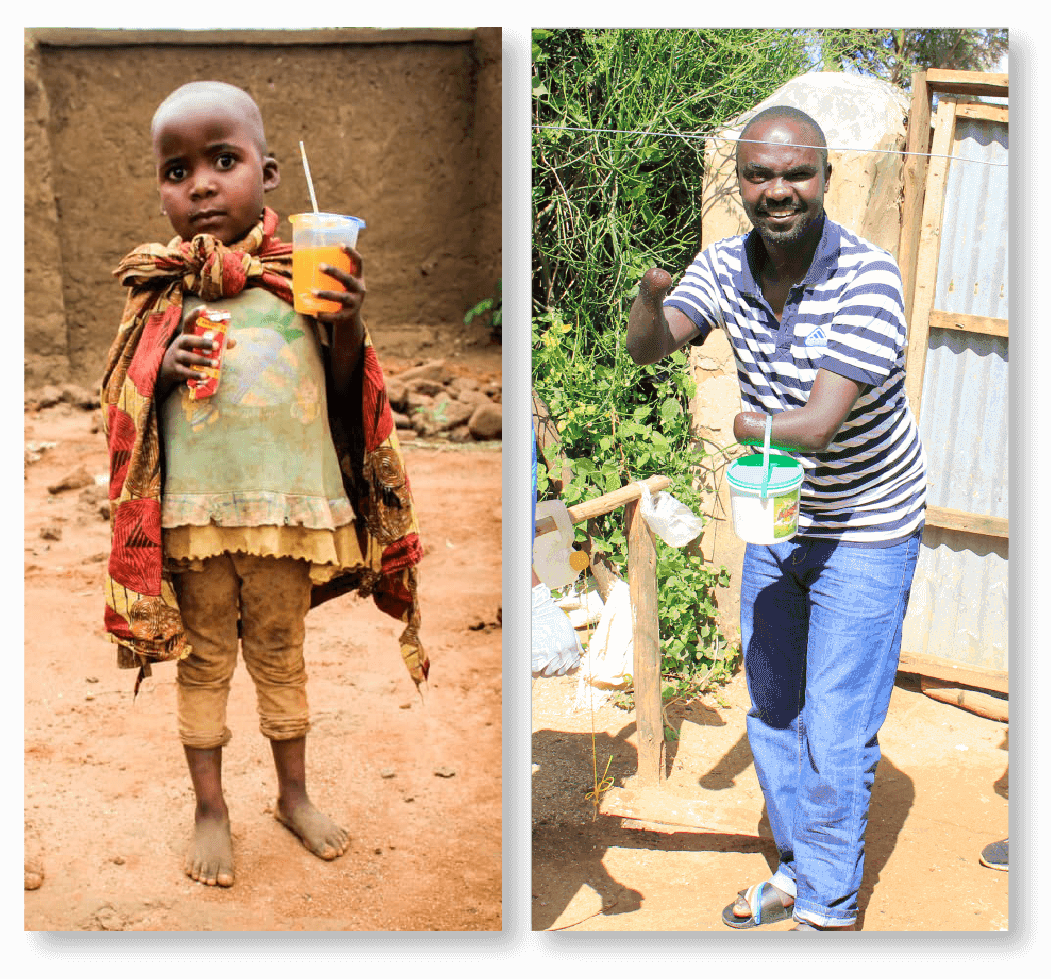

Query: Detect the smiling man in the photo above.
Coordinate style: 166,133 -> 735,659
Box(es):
626,105 -> 927,931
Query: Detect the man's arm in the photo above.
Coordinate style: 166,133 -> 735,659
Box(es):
626,268 -> 701,365
733,369 -> 865,453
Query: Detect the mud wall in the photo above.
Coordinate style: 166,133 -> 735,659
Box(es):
24,28 -> 502,388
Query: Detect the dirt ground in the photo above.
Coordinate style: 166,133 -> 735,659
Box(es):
23,331 -> 502,932
532,659 -> 1009,932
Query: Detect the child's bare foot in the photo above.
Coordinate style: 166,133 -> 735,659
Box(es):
274,796 -> 349,860
24,858 -> 44,891
185,812 -> 234,887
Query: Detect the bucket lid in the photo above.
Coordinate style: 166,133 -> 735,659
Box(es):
727,454 -> 804,493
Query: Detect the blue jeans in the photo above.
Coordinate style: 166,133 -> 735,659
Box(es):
740,532 -> 921,927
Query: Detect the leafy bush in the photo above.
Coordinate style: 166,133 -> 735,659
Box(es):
532,29 -> 810,682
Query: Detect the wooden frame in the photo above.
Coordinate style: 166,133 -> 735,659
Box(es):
534,475 -> 671,786
897,69 -> 1009,691
537,477 -> 777,834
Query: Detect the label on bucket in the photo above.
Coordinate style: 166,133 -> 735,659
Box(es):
773,493 -> 800,539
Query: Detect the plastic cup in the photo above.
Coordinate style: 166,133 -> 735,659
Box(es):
289,212 -> 366,315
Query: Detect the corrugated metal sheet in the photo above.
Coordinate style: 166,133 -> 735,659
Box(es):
917,328 -> 1008,517
934,117 -> 1009,320
902,112 -> 1009,674
902,526 -> 1008,669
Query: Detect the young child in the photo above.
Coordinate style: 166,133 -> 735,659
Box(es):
101,80 -> 426,888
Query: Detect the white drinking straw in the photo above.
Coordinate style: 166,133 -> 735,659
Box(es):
299,140 -> 320,214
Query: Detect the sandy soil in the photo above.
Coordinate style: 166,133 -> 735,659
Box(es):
23,334 -> 503,932
533,661 -> 1009,932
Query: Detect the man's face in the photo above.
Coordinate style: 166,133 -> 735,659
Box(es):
736,118 -> 831,249
153,95 -> 279,245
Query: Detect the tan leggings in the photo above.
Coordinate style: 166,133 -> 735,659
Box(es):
173,553 -> 314,749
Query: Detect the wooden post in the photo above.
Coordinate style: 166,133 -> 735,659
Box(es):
625,498 -> 664,786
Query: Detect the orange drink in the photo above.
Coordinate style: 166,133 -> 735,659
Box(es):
293,245 -> 353,315
289,213 -> 366,316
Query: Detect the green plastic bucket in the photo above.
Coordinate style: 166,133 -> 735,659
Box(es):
726,453 -> 804,544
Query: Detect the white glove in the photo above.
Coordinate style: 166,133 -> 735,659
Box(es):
531,583 -> 582,677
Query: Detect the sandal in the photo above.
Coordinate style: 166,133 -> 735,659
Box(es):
721,881 -> 793,929
791,918 -> 856,931
979,838 -> 1008,872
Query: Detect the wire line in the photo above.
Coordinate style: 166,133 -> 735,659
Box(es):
533,124 -> 1009,167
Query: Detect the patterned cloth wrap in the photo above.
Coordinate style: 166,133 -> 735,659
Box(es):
101,207 -> 427,689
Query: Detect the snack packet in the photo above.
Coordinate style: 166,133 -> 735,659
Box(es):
187,309 -> 230,400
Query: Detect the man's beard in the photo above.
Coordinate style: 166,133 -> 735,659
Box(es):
749,207 -> 819,248
758,217 -> 810,246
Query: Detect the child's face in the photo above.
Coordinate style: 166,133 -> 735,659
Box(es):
153,97 -> 279,245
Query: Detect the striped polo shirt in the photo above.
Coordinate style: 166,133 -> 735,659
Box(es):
666,215 -> 926,545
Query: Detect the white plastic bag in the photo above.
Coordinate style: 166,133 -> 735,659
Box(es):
636,482 -> 703,547
531,583 -> 582,677
555,582 -> 605,629
572,580 -> 635,709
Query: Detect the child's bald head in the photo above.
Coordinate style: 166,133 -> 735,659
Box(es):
152,81 -> 269,157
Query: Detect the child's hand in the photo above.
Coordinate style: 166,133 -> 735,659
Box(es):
157,306 -> 237,398
313,245 -> 367,331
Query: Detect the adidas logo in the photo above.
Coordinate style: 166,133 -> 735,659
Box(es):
804,327 -> 827,347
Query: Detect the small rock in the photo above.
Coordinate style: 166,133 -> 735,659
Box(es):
92,904 -> 122,933
380,768 -> 397,779
433,766 -> 456,778
386,379 -> 408,410
396,359 -> 452,384
433,397 -> 475,432
78,485 -> 111,521
32,385 -> 63,409
48,466 -> 93,495
60,383 -> 99,410
407,380 -> 445,399
468,403 -> 502,440
39,523 -> 63,541
112,855 -> 125,865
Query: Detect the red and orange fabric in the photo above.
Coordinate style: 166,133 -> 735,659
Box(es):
101,207 -> 427,689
